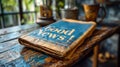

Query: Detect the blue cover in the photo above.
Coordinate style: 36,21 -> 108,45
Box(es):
29,20 -> 92,47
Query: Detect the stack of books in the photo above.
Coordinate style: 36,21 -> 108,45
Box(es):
19,19 -> 96,60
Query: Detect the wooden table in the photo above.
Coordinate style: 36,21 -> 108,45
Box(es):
0,21 -> 120,67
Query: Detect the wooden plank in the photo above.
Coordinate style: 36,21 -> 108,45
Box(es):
0,24 -> 39,36
0,32 -> 21,43
0,39 -> 18,53
118,31 -> 120,67
0,44 -> 24,66
0,41 -> 49,67
0,24 -> 40,66
93,45 -> 99,67
0,45 -> 49,67
0,24 -> 39,43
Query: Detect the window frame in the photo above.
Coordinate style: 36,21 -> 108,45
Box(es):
0,0 -> 37,29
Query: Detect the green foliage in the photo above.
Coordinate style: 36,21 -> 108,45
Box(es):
2,0 -> 18,12
23,0 -> 34,11
0,17 -> 1,29
2,0 -> 17,6
21,13 -> 34,25
56,0 -> 64,15
57,0 -> 64,8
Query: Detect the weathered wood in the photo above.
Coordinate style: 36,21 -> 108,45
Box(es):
0,22 -> 119,67
0,44 -> 25,67
0,24 -> 39,36
118,31 -> 120,67
93,45 -> 99,67
21,25 -> 120,67
0,24 -> 39,43
0,39 -> 18,53
46,24 -> 120,67
0,32 -> 21,43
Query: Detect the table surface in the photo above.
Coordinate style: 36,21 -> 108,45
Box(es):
0,21 -> 120,67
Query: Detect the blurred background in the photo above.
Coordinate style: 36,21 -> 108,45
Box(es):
0,0 -> 119,29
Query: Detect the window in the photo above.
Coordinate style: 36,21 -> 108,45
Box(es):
22,13 -> 35,25
0,5 -> 1,13
0,17 -> 2,28
22,0 -> 35,12
0,2 -> 2,29
0,0 -> 38,29
2,0 -> 19,13
21,0 -> 36,24
4,14 -> 19,27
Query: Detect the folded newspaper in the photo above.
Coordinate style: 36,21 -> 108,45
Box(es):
19,19 -> 96,59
